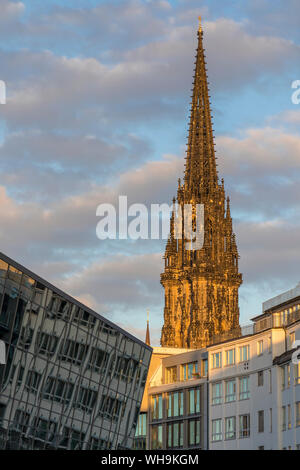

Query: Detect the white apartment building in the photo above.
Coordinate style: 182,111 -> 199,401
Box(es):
208,284 -> 300,450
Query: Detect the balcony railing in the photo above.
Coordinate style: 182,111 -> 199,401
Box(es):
208,324 -> 254,347
254,308 -> 300,333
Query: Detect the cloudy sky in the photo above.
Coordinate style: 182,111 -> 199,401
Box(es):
0,0 -> 300,345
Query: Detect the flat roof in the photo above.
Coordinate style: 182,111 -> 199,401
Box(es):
0,251 -> 152,352
263,283 -> 300,313
152,347 -> 192,355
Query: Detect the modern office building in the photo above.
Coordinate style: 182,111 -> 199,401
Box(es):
146,349 -> 208,450
0,252 -> 152,450
133,346 -> 191,450
208,284 -> 300,450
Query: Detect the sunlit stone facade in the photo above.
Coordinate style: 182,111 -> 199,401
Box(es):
0,252 -> 151,450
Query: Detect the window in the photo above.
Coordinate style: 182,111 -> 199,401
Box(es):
288,405 -> 291,430
295,363 -> 300,385
188,419 -> 201,446
152,394 -> 163,420
269,369 -> 272,393
289,332 -> 295,349
225,379 -> 236,402
167,391 -> 184,417
73,308 -> 96,327
114,356 -> 138,383
225,349 -> 235,366
56,299 -> 70,320
257,340 -> 263,356
151,425 -> 163,449
19,326 -> 34,350
270,408 -> 272,433
239,376 -> 249,400
100,321 -> 118,337
212,352 -> 222,369
167,421 -> 183,449
37,332 -> 58,357
239,345 -> 249,362
99,395 -> 124,422
166,366 -> 177,384
281,366 -> 286,389
239,414 -> 250,438
201,359 -> 208,377
258,371 -> 264,387
296,402 -> 300,427
135,413 -> 147,438
181,362 -> 198,380
287,365 -> 291,388
8,365 -> 16,384
46,297 -> 70,321
88,437 -> 112,450
87,347 -> 109,374
282,406 -> 286,431
59,338 -> 88,366
212,382 -> 222,405
31,417 -> 57,442
188,388 -> 200,414
13,410 -> 30,433
59,427 -> 85,450
212,419 -> 222,442
268,337 -> 272,353
25,370 -> 42,394
225,417 -> 236,440
17,366 -> 24,387
43,377 -> 74,405
258,410 -> 264,433
75,386 -> 97,413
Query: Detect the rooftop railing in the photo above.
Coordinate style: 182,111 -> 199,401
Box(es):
207,324 -> 254,347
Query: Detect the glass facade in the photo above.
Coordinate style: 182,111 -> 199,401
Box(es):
211,382 -> 222,405
167,391 -> 184,418
181,362 -> 198,381
239,376 -> 249,400
149,383 -> 205,449
151,394 -> 163,420
166,421 -> 183,448
133,412 -> 147,450
0,253 -> 151,450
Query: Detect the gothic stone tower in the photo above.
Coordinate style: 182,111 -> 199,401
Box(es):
160,20 -> 242,349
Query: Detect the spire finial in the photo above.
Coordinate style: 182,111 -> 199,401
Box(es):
184,16 -> 218,193
226,196 -> 231,219
198,16 -> 202,33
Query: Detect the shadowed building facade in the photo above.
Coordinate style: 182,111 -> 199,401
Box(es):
161,21 -> 242,349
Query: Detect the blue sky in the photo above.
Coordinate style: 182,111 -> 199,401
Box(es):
0,0 -> 300,345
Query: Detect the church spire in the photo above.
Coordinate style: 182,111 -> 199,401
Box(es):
184,16 -> 218,196
161,20 -> 242,349
145,311 -> 151,346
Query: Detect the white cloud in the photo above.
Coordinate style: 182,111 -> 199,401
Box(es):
0,0 -> 24,21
